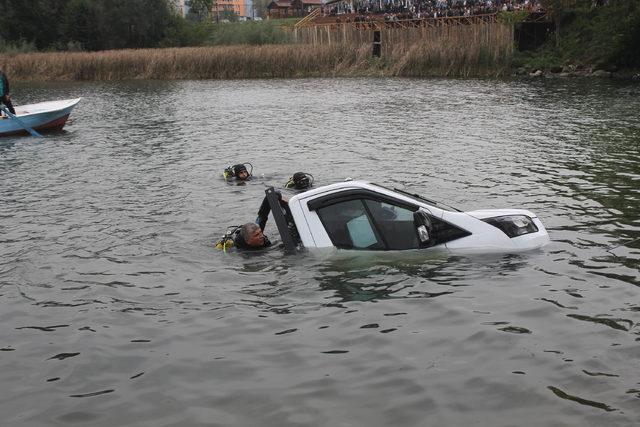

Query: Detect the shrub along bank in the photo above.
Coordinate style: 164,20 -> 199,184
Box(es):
515,1 -> 640,76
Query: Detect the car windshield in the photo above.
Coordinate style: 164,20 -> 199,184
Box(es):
371,183 -> 462,212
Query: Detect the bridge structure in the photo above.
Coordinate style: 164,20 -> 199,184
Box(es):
293,8 -> 551,51
294,9 -> 550,32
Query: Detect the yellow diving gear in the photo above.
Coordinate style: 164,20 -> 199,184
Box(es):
215,238 -> 234,252
215,225 -> 242,253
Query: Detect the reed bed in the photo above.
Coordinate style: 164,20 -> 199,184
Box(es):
294,22 -> 514,77
0,23 -> 514,81
388,24 -> 514,77
0,45 -> 367,81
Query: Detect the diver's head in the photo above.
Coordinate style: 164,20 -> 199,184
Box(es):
233,164 -> 249,180
235,223 -> 266,248
289,172 -> 313,190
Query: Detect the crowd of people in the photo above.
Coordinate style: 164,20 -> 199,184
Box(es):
324,0 -> 543,21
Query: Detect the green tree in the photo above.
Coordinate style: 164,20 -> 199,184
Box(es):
187,0 -> 213,20
607,0 -> 640,67
1,0 -> 177,51
63,0 -> 102,50
0,0 -> 68,49
540,0 -> 579,47
252,0 -> 271,18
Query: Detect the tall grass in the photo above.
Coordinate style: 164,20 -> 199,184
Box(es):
294,22 -> 514,77
388,24 -> 514,77
0,22 -> 514,80
0,45 -> 367,80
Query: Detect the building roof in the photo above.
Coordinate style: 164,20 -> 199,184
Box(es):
268,0 -> 292,8
268,0 -> 323,7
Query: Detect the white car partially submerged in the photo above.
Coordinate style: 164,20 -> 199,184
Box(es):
266,181 -> 549,253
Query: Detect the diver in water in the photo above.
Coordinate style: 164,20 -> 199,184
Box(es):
223,163 -> 252,182
215,223 -> 271,252
215,191 -> 290,252
285,172 -> 313,191
216,223 -> 272,252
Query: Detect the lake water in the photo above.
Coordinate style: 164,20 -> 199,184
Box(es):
1,77 -> 639,426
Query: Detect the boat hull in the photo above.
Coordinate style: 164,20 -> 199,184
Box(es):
0,98 -> 80,137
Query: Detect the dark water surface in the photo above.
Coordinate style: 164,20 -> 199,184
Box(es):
1,78 -> 639,426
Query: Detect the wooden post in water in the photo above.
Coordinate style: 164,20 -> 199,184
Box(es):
372,30 -> 381,57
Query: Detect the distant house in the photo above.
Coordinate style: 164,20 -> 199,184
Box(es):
172,0 -> 188,17
212,0 -> 247,18
267,0 -> 292,18
267,0 -> 322,18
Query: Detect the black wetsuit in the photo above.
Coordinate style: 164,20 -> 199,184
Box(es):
0,71 -> 16,115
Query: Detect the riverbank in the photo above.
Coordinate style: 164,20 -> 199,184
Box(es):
2,41 -> 637,82
0,39 -> 513,81
3,4 -> 638,82
515,66 -> 640,80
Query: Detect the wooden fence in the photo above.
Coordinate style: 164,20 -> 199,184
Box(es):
291,16 -> 514,60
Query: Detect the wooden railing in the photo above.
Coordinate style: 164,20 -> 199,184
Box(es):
294,9 -> 321,28
296,12 -> 500,31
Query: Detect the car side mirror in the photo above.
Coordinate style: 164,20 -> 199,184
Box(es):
413,209 -> 434,247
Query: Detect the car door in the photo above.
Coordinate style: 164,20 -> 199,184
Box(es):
314,198 -> 422,250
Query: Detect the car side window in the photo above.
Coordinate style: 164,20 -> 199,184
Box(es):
316,200 -> 384,250
364,200 -> 420,250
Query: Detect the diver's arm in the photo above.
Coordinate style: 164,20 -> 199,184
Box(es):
255,192 -> 289,231
255,196 -> 271,231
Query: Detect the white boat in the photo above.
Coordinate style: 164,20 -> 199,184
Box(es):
0,98 -> 80,137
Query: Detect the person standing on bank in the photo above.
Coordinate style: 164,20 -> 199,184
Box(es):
0,70 -> 16,115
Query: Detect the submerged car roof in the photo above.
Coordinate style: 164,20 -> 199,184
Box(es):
288,180 -> 460,213
289,180 -> 372,201
289,181 -> 426,209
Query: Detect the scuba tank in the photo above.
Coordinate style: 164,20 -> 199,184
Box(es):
215,226 -> 241,252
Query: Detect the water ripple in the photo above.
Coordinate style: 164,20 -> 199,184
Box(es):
0,78 -> 639,426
